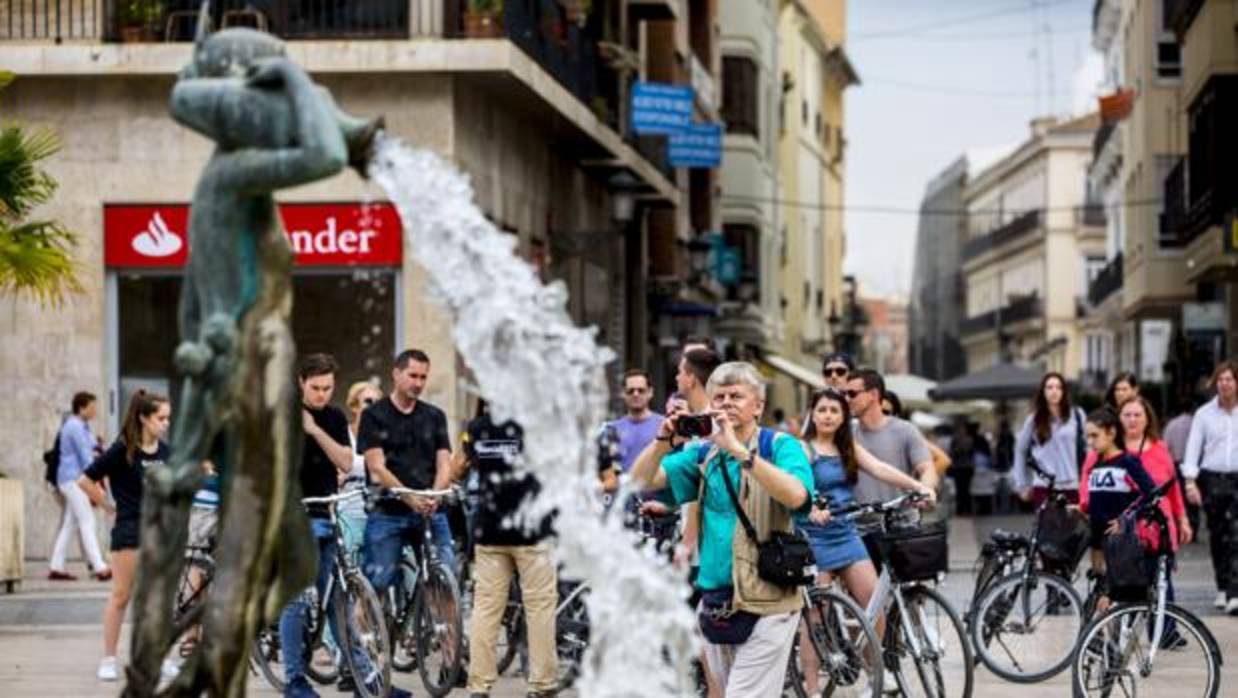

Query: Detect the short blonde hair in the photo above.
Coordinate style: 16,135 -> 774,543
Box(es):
345,379 -> 383,411
706,361 -> 767,401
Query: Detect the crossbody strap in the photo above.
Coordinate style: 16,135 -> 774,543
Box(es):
717,427 -> 778,544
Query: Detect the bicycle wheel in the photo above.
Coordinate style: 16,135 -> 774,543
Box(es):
251,624 -> 287,692
496,597 -> 524,676
784,640 -> 809,698
1072,603 -> 1221,698
969,570 -> 1083,683
414,562 -> 464,698
555,583 -> 590,691
389,559 -> 420,673
806,588 -> 882,697
885,584 -> 973,698
335,570 -> 392,698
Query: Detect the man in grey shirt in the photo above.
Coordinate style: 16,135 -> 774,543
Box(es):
845,369 -> 938,537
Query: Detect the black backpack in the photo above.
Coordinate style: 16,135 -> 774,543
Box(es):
42,425 -> 62,487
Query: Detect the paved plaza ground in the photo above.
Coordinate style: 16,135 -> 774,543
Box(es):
2,513 -> 1235,696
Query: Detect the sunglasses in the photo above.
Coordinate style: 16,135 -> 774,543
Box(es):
824,366 -> 849,378
843,389 -> 863,399
624,387 -> 649,395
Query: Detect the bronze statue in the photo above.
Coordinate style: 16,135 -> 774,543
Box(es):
125,6 -> 380,695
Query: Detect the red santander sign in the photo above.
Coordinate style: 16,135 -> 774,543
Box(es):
104,203 -> 403,268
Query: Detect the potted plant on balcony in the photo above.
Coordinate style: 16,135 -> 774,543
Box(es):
465,0 -> 503,39
560,0 -> 592,27
117,0 -> 164,43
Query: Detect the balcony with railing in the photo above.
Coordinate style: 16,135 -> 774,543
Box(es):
961,209 -> 1042,261
1078,203 -> 1107,227
1181,75 -> 1238,246
1092,120 -> 1116,160
1088,253 -> 1123,306
960,294 -> 1042,338
1160,156 -> 1186,245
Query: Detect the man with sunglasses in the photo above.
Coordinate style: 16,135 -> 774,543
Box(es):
821,352 -> 855,390
612,369 -> 665,473
845,369 -> 938,554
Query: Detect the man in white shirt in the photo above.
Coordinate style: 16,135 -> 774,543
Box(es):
1181,360 -> 1238,614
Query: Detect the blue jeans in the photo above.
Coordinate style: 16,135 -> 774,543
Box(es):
279,518 -> 368,686
363,511 -> 456,595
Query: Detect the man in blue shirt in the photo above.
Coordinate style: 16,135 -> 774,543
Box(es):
49,391 -> 110,581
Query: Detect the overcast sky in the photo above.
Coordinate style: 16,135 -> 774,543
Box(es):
843,0 -> 1102,298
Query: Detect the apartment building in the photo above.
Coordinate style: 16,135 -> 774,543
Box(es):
960,115 -> 1106,378
0,0 -> 718,555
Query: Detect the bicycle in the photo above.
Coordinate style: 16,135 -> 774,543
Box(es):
495,576 -> 592,691
784,577 -> 884,697
252,488 -> 392,698
383,486 -> 465,698
967,469 -> 1089,683
1071,480 -> 1223,697
828,491 -> 974,698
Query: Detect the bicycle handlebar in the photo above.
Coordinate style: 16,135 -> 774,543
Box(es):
301,488 -> 366,506
387,486 -> 458,501
827,491 -> 927,520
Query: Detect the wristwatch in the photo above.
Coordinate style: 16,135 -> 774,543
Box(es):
739,449 -> 755,470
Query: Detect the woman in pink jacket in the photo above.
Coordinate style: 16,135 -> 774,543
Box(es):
1119,395 -> 1193,650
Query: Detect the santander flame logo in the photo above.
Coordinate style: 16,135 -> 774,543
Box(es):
131,212 -> 184,258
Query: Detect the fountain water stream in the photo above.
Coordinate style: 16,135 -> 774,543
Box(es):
369,134 -> 698,697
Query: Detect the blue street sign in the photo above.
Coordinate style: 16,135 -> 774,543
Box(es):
707,232 -> 741,286
630,82 -> 694,135
669,123 -> 723,168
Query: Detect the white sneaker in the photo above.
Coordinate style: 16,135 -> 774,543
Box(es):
97,656 -> 119,681
1226,598 -> 1238,616
1216,591 -> 1227,609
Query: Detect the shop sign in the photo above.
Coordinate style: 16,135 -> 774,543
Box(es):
104,203 -> 403,268
1183,302 -> 1226,332
630,81 -> 694,135
669,123 -> 723,168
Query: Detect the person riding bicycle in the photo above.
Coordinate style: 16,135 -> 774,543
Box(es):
282,354 -> 403,698
1077,407 -> 1158,613
795,387 -> 935,695
359,349 -> 456,595
451,400 -> 559,698
631,361 -> 813,697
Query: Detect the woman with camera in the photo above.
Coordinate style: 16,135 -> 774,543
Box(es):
631,362 -> 813,697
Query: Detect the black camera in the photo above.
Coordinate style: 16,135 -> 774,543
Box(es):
675,414 -> 714,438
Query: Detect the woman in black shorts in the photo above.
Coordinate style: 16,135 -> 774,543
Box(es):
78,390 -> 171,682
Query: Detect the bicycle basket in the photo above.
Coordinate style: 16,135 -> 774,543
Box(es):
1038,501 -> 1089,569
880,522 -> 948,582
1104,515 -> 1152,602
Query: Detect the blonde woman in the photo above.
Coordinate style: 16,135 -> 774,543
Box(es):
341,380 -> 383,555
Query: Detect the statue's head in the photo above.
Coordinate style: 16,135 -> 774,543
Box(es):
191,28 -> 286,78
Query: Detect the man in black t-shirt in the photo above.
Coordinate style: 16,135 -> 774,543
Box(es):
454,406 -> 558,697
279,354 -> 394,697
358,349 -> 455,596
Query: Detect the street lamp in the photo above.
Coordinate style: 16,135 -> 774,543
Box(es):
608,171 -> 640,223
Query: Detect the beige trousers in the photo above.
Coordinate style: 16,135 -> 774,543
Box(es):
467,542 -> 559,693
703,609 -> 799,698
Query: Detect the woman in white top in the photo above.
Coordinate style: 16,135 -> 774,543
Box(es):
341,381 -> 383,557
1013,372 -> 1087,505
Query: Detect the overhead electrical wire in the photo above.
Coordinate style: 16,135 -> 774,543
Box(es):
850,0 -> 1077,40
719,193 -> 1167,218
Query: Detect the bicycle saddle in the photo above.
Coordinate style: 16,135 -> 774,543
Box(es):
990,528 -> 1029,547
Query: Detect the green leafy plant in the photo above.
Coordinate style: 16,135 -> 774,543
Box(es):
469,0 -> 503,14
118,0 -> 164,27
0,72 -> 81,306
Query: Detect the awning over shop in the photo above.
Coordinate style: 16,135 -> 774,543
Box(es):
883,373 -> 937,409
763,354 -> 826,390
929,362 -> 1043,401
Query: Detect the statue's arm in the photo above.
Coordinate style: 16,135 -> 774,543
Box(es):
221,58 -> 348,193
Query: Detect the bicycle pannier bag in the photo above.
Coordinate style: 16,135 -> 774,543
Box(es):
1038,500 -> 1089,569
1104,514 -> 1152,602
881,522 -> 949,582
